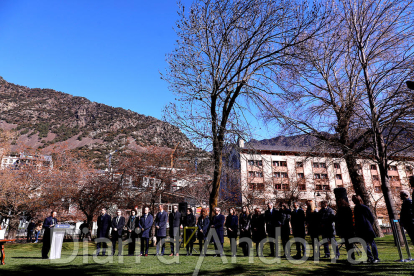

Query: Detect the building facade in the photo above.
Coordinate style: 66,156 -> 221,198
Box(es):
235,139 -> 413,225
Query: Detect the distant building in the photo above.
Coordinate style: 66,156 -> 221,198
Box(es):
1,153 -> 53,169
227,138 -> 414,225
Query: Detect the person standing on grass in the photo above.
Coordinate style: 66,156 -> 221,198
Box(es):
225,207 -> 238,257
279,203 -> 291,258
27,219 -> 35,243
319,201 -> 339,259
400,190 -> 414,245
251,207 -> 266,257
183,208 -> 196,256
197,208 -> 210,256
264,202 -> 279,257
169,205 -> 181,256
111,210 -> 125,256
139,207 -> 153,256
335,198 -> 355,261
352,195 -> 380,263
290,202 -> 306,259
126,210 -> 138,256
155,204 -> 168,256
42,211 -> 57,259
210,207 -> 225,257
239,206 -> 252,257
96,208 -> 111,256
305,200 -> 319,259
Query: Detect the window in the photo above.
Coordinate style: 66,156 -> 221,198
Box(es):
249,183 -> 264,191
337,185 -> 344,188
255,171 -> 263,177
274,172 -> 280,178
296,162 -> 303,168
273,161 -> 287,167
282,184 -> 289,190
314,174 -> 321,179
372,175 -> 379,181
336,174 -> 342,180
281,172 -> 288,178
298,184 -> 306,191
334,163 -> 340,169
315,184 -> 322,190
374,186 -> 381,193
275,184 -> 281,190
322,185 -> 330,191
390,175 -> 400,182
313,163 -> 319,168
389,165 -> 397,171
320,163 -> 326,168
321,174 -> 328,179
371,164 -> 377,170
297,173 -> 304,179
248,171 -> 255,177
248,160 -> 262,166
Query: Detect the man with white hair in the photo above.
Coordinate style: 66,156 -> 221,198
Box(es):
400,190 -> 414,245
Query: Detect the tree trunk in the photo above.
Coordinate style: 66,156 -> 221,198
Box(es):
378,162 -> 404,245
6,216 -> 19,239
344,155 -> 384,237
209,142 -> 223,218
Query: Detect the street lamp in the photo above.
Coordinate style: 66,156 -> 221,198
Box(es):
406,81 -> 414,90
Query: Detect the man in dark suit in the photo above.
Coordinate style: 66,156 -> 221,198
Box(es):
42,211 -> 57,259
111,210 -> 125,256
155,204 -> 168,256
319,201 -> 339,259
210,207 -> 225,256
139,207 -> 153,256
169,205 -> 182,256
280,203 -> 291,258
264,202 -> 281,257
27,219 -> 35,243
126,210 -> 138,256
400,190 -> 414,245
290,202 -> 306,258
96,208 -> 111,256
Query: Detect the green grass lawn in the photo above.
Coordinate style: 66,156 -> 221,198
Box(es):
1,235 -> 414,276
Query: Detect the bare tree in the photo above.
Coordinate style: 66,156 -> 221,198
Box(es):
261,0 -> 414,237
163,0 -> 325,216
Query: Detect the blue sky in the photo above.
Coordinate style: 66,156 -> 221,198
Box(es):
0,0 -> 273,141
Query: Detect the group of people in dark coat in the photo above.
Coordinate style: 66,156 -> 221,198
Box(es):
44,191 -> 414,262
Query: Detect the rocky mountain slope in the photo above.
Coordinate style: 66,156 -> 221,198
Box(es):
0,76 -> 196,166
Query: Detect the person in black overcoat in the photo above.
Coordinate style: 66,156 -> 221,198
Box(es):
225,207 -> 239,256
155,205 -> 168,256
352,195 -> 379,263
290,202 -> 306,258
168,205 -> 182,256
41,211 -> 58,259
138,207 -> 153,256
280,203 -> 291,258
239,206 -> 252,256
264,202 -> 282,257
305,200 -> 319,258
251,207 -> 266,257
210,207 -> 225,256
111,210 -> 126,256
400,190 -> 414,245
197,208 -> 210,255
96,208 -> 111,256
335,198 -> 355,261
126,210 -> 138,256
183,208 -> 196,255
319,201 -> 339,259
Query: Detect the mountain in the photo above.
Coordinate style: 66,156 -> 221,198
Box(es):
0,76 -> 196,166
